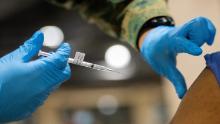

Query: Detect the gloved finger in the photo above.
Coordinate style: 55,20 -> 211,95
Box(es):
174,38 -> 202,55
5,31 -> 44,62
166,65 -> 187,99
176,17 -> 216,46
27,57 -> 71,95
50,63 -> 71,86
62,64 -> 71,81
28,44 -> 71,92
205,18 -> 216,45
40,43 -> 71,70
175,17 -> 198,36
46,64 -> 71,93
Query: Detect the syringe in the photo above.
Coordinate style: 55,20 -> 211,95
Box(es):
38,50 -> 118,73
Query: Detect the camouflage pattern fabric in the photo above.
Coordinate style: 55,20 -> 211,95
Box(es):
48,0 -> 169,48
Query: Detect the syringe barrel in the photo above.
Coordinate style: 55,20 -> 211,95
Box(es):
38,51 -> 114,72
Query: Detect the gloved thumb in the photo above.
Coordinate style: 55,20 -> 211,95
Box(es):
1,31 -> 44,62
174,38 -> 202,55
40,43 -> 71,69
166,65 -> 187,99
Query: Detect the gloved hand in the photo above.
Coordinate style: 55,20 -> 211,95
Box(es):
0,31 -> 71,122
205,52 -> 220,86
140,17 -> 216,98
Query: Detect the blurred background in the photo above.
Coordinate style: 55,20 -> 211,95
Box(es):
0,0 -> 219,124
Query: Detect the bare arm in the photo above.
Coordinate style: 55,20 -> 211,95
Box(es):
171,67 -> 220,124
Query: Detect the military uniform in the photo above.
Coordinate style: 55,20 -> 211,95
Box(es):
48,0 -> 169,48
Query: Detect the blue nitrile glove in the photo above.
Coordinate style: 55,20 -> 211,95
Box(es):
140,17 -> 216,98
0,31 -> 71,123
205,52 -> 220,85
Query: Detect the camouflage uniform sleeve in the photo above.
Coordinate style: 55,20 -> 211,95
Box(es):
47,0 -> 169,48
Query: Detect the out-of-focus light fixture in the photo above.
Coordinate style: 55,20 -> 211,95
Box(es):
97,95 -> 119,115
72,110 -> 94,124
105,44 -> 131,68
40,26 -> 64,49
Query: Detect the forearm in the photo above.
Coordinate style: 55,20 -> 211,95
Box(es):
121,0 -> 169,48
47,0 -> 169,49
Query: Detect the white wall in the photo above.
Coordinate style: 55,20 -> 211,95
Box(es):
164,0 -> 220,121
